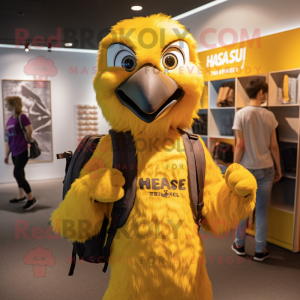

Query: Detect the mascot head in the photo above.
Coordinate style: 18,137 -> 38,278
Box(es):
93,14 -> 204,137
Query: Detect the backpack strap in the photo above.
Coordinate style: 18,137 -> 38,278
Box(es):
18,113 -> 28,141
179,129 -> 206,227
62,135 -> 105,199
56,134 -> 104,276
102,130 -> 137,272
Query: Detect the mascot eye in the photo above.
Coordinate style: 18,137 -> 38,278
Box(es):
114,50 -> 137,72
107,44 -> 137,71
121,55 -> 137,72
161,47 -> 184,70
162,53 -> 178,69
161,41 -> 190,70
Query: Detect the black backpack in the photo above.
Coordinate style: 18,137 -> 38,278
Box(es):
56,129 -> 206,275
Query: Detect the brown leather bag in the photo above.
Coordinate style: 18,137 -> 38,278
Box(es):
217,82 -> 235,107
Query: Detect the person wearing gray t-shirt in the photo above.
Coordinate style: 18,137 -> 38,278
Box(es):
231,78 -> 282,262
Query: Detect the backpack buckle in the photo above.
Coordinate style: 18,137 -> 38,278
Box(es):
197,202 -> 204,212
197,218 -> 203,226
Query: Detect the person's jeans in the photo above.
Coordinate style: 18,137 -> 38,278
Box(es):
234,166 -> 275,253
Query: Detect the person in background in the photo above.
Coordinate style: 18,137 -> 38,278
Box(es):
4,96 -> 38,210
231,79 -> 282,261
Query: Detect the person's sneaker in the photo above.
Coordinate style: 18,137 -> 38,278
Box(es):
253,250 -> 270,261
22,198 -> 38,211
231,242 -> 246,255
9,196 -> 27,203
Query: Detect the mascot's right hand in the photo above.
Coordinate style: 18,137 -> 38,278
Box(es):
83,167 -> 125,202
50,167 -> 125,242
225,163 -> 257,197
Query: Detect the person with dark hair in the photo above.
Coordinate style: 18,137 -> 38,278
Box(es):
231,78 -> 281,261
4,96 -> 38,210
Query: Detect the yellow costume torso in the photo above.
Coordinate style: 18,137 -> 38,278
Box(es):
105,136 -> 212,300
51,133 -> 256,300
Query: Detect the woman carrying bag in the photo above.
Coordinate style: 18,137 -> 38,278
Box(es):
4,96 -> 38,210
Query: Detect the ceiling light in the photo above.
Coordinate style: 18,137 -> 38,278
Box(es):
131,6 -> 142,11
65,42 -> 73,47
172,0 -> 228,20
24,43 -> 29,52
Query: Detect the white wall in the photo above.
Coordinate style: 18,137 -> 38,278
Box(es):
0,47 -> 110,184
179,0 -> 300,52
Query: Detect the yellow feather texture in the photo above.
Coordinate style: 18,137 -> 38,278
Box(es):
51,14 -> 257,300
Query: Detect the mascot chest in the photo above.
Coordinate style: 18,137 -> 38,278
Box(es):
137,139 -> 189,199
112,138 -> 201,276
125,137 -> 196,228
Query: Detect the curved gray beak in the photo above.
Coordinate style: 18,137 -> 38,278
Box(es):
115,66 -> 184,123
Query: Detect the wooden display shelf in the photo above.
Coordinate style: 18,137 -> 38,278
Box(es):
283,172 -> 296,179
269,69 -> 300,107
210,107 -> 235,110
192,71 -> 300,252
270,202 -> 294,214
210,135 -> 235,139
279,138 -> 298,143
269,104 -> 300,107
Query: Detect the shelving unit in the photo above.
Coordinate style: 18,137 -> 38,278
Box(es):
192,70 -> 300,252
269,69 -> 300,107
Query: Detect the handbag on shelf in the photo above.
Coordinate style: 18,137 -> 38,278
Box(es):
217,82 -> 235,107
212,142 -> 233,164
192,113 -> 207,135
18,114 -> 41,159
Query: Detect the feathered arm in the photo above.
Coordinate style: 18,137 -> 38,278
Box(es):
50,135 -> 124,242
199,138 -> 257,235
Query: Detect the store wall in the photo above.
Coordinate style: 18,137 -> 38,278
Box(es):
0,47 -> 110,183
179,0 -> 300,52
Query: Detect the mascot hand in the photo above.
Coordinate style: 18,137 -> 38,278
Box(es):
50,168 -> 125,241
225,163 -> 257,197
84,167 -> 125,202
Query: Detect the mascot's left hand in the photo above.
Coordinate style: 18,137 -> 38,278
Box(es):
225,163 -> 257,197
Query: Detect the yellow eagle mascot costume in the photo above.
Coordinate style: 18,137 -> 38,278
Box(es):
51,14 -> 257,300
